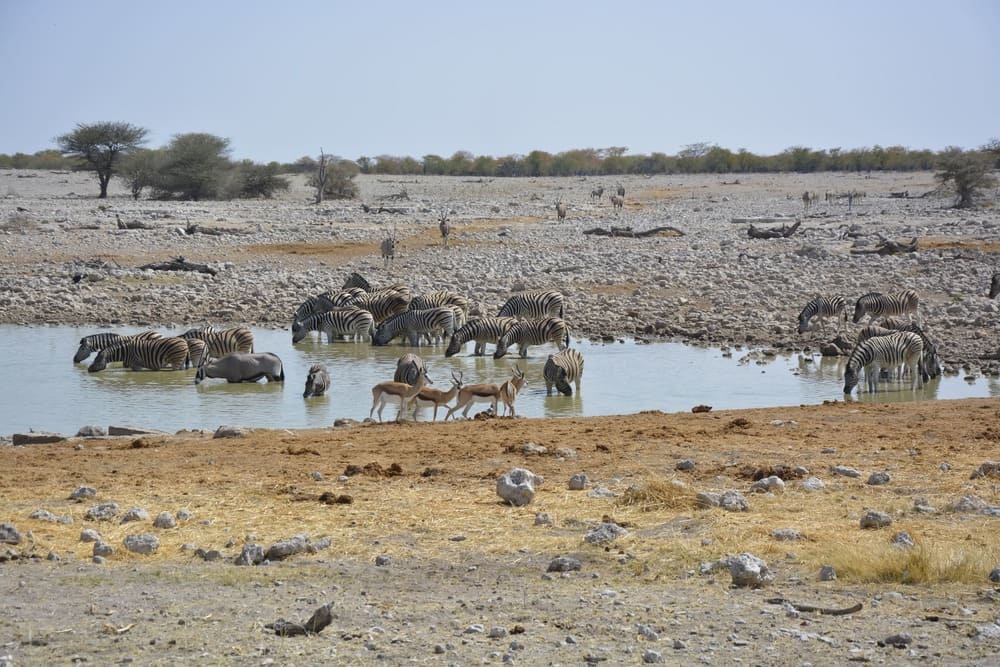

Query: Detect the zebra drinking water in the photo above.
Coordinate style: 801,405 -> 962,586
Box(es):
88,337 -> 189,372
497,289 -> 565,320
372,307 -> 457,346
182,326 -> 254,357
797,295 -> 847,334
292,308 -> 375,343
852,290 -> 919,324
843,331 -> 924,394
73,330 -> 162,363
445,317 -> 518,357
543,348 -> 585,396
493,317 -> 570,359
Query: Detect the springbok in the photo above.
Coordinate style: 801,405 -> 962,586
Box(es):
446,366 -> 521,420
369,362 -> 431,422
411,371 -> 463,421
498,365 -> 527,417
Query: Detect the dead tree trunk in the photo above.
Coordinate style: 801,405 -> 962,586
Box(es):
582,225 -> 684,238
747,220 -> 801,239
849,237 -> 918,256
138,256 -> 218,276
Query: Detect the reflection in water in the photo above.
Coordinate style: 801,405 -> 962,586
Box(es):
0,326 -> 995,435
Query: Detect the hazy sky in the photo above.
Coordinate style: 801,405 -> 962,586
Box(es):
2,1 -> 998,164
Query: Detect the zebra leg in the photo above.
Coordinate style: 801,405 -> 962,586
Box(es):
519,344 -> 529,358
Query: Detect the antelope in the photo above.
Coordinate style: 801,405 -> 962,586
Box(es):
498,365 -> 527,417
411,371 -> 463,421
380,230 -> 397,268
590,186 -> 604,201
616,183 -> 625,198
438,212 -> 450,247
555,201 -> 567,221
369,362 -> 431,422
446,366 -> 520,420
610,194 -> 624,212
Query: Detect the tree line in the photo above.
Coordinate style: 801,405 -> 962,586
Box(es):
2,121 -> 996,207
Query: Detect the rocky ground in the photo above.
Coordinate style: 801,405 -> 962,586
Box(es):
1,169 -> 998,376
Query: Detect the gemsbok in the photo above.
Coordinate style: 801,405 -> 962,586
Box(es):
369,361 -> 431,422
411,371 -> 463,421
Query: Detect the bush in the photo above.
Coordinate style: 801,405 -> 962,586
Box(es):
311,158 -> 359,200
935,148 -> 997,208
228,161 -> 290,199
152,133 -> 231,200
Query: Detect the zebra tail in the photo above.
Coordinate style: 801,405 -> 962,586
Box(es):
279,367 -> 285,382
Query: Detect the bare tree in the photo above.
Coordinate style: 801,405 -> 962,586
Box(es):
314,149 -> 331,204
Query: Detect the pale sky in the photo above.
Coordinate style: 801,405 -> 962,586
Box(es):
2,0 -> 998,164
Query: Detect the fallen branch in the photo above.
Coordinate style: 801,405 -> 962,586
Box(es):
184,223 -> 251,236
849,237 -> 918,256
582,225 -> 684,238
361,204 -> 408,215
767,598 -> 863,616
730,216 -> 794,224
139,256 -> 218,276
116,214 -> 153,230
747,220 -> 801,239
265,602 -> 335,637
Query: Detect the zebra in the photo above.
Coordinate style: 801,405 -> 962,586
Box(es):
343,272 -> 372,292
393,352 -> 426,384
355,290 -> 411,325
409,290 -> 469,316
445,317 -> 518,357
292,308 -> 375,343
292,291 -> 363,324
802,191 -> 818,210
990,272 -> 999,299
183,337 -> 207,369
438,213 -> 450,247
372,307 -> 456,346
610,194 -> 624,212
843,331 -> 924,394
88,336 -> 189,372
73,330 -> 162,363
616,183 -> 625,198
497,289 -> 565,321
543,347 -> 585,396
881,318 -> 942,379
493,316 -> 570,359
183,326 -> 255,358
852,290 -> 919,324
380,234 -> 397,268
303,364 -> 330,398
797,296 -> 847,334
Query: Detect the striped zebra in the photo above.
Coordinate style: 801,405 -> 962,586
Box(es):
292,308 -> 375,343
303,364 -> 330,398
493,316 -> 570,359
343,272 -> 372,292
497,289 -> 565,321
543,348 -> 585,396
183,326 -> 254,358
881,318 -> 942,379
393,352 -> 426,384
372,307 -> 456,346
445,317 -> 517,357
292,291 -> 363,323
88,336 -> 189,372
355,290 -> 411,325
183,337 -> 207,369
73,330 -> 162,363
852,290 -> 919,324
410,290 -> 470,316
797,295 -> 846,334
843,331 -> 924,394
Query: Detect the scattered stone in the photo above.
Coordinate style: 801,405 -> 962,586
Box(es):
153,512 -> 177,529
672,639 -> 686,650
695,492 -> 721,508
93,540 -> 115,558
0,523 -> 22,545
547,556 -> 582,572
567,473 -> 589,490
69,485 -> 97,500
92,555 -> 107,565
691,404 -> 712,413
176,508 -> 194,521
750,476 -> 785,493
488,626 -> 509,639
448,534 -> 466,542
912,498 -> 937,513
585,522 -> 628,544
800,477 -> 825,491
721,552 -> 773,588
975,623 -> 1000,640
234,543 -> 265,566
879,632 -> 913,648
123,533 -> 159,555
867,471 -> 891,486
950,495 -> 988,513
464,624 -> 485,634
75,425 -> 106,437
84,502 -> 120,522
720,490 -> 749,511
554,447 -> 577,458
636,624 -> 659,641
307,537 -> 331,553
120,507 -> 151,524
970,461 -> 1000,479
643,648 -> 664,663
770,528 -> 802,542
108,425 -> 166,436
860,510 -> 893,529
266,535 -> 309,561
213,425 -> 249,439
311,471 -> 323,481
675,459 -> 695,471
586,486 -> 618,498
521,442 -> 547,455
534,513 -> 552,526
46,550 -> 60,561
80,528 -> 101,542
830,465 -> 861,478
29,509 -> 72,524
818,565 -> 837,581
265,602 -> 335,637
375,554 -> 391,567
12,432 -> 66,445
496,467 -> 542,507
892,531 -> 915,548
938,462 -> 952,472
990,568 -> 1000,583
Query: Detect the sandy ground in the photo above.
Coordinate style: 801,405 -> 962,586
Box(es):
2,399 -> 999,665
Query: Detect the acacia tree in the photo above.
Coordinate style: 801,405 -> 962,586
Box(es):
935,148 -> 997,209
55,121 -> 148,198
154,133 -> 231,200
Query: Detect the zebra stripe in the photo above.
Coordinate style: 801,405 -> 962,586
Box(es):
445,317 -> 517,357
797,296 -> 846,334
497,290 -> 565,321
852,290 -> 918,324
372,307 -> 456,346
410,290 -> 470,315
183,326 -> 255,357
343,272 -> 372,292
544,348 -> 585,396
292,292 -> 359,323
303,364 -> 331,398
393,353 -> 426,384
291,308 -> 375,343
356,291 -> 411,325
844,331 -> 923,394
88,337 -> 189,372
493,316 -> 570,359
881,319 -> 942,379
73,330 -> 162,363
184,337 -> 207,369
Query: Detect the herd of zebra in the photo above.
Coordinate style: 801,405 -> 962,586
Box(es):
795,289 -> 944,394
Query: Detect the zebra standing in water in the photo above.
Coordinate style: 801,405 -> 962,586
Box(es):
292,308 -> 375,343
88,337 -> 189,372
445,317 -> 518,357
881,318 -> 942,379
843,331 -> 924,394
372,307 -> 456,346
493,317 -> 570,359
797,296 -> 847,334
852,290 -> 919,324
182,326 -> 255,358
543,348 -> 585,396
73,330 -> 162,363
355,290 -> 411,325
497,289 -> 565,320
393,353 -> 426,384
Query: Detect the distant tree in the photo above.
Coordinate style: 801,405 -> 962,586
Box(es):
982,138 -> 1000,168
153,133 -> 231,200
55,121 -> 148,198
356,156 -> 374,174
117,149 -> 161,200
230,160 -> 289,199
935,148 -> 997,208
311,156 -> 359,200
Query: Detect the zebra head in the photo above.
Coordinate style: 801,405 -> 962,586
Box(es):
852,292 -> 878,323
87,349 -> 109,373
74,339 -> 95,363
291,318 -> 310,344
843,366 -> 860,394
